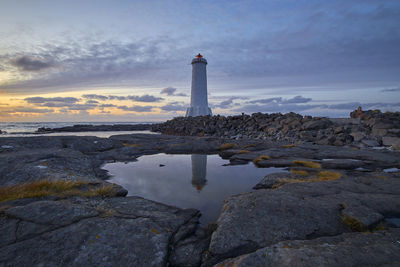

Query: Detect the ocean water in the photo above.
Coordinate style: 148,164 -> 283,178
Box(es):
0,121 -> 156,138
104,153 -> 285,224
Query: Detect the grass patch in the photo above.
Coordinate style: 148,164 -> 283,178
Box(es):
283,144 -> 296,148
293,160 -> 321,169
220,143 -> 237,150
237,150 -> 249,154
244,144 -> 256,148
317,171 -> 341,180
0,180 -> 116,203
342,214 -> 365,232
290,169 -> 309,176
272,171 -> 341,189
253,155 -> 270,166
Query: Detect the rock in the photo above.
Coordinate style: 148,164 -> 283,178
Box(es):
215,229 -> 400,267
206,174 -> 400,265
0,197 -> 200,266
36,124 -> 152,133
302,119 -> 332,131
361,139 -> 380,147
340,204 -> 384,231
321,159 -> 363,170
350,132 -> 365,142
382,136 -> 400,149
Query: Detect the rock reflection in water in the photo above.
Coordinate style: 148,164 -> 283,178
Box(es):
104,154 -> 284,224
191,154 -> 207,191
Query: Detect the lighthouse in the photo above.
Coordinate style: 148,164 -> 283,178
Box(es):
186,53 -> 212,117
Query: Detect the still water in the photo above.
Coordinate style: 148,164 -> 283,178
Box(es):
103,154 -> 284,224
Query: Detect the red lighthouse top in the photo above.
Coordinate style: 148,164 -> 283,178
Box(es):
196,53 -> 203,58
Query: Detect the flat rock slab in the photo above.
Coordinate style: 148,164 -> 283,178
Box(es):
0,196 -> 199,266
215,229 -> 400,267
206,174 -> 400,265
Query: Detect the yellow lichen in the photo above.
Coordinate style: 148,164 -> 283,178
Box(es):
317,171 -> 341,180
283,144 -> 296,148
341,215 -> 365,232
151,228 -> 160,234
220,143 -> 238,150
237,150 -> 249,154
293,160 -> 321,169
253,155 -> 271,165
244,144 -> 256,148
0,180 -> 116,203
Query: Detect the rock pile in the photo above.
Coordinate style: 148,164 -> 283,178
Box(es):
152,109 -> 400,148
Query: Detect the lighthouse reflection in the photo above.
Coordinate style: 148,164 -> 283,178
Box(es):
191,154 -> 207,192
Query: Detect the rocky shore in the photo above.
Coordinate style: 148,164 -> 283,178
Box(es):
152,108 -> 400,149
36,123 -> 152,133
1,110 -> 400,266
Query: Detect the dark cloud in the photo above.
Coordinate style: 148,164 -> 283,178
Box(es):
127,94 -> 163,102
160,87 -> 177,96
85,100 -> 99,104
82,94 -> 108,100
381,87 -> 400,92
10,56 -> 54,71
117,105 -> 154,112
160,87 -> 188,97
25,97 -> 79,104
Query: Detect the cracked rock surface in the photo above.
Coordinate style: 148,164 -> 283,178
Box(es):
0,196 -> 199,266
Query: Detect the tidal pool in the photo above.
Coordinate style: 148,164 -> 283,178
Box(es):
103,153 -> 284,224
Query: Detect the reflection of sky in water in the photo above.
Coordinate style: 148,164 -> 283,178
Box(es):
104,154 -> 284,224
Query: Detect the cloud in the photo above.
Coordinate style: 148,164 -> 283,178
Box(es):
108,95 -> 127,101
67,103 -> 98,110
10,56 -> 54,71
6,107 -> 54,114
25,97 -> 79,104
117,105 -> 154,112
160,87 -> 188,97
127,94 -> 163,102
381,87 -> 400,92
82,94 -> 108,100
82,94 -> 163,102
99,104 -> 116,108
248,96 -> 312,105
85,100 -> 99,104
281,96 -> 312,104
161,87 -> 177,96
160,102 -> 187,111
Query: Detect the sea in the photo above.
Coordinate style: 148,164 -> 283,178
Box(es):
0,122 -> 158,138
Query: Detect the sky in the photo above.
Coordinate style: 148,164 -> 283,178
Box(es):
0,0 -> 399,122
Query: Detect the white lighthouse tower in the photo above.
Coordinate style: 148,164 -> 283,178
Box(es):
186,53 -> 212,117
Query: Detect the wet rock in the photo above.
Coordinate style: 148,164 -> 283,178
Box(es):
215,229 -> 400,267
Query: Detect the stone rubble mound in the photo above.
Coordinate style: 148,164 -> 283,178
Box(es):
152,108 -> 400,149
